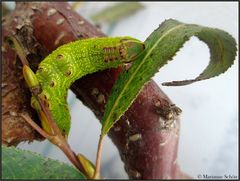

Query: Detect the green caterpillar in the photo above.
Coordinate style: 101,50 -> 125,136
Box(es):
24,37 -> 145,136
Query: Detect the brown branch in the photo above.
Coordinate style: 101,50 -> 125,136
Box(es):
2,2 -> 189,179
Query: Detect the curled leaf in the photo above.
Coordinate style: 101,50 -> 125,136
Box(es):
101,19 -> 237,136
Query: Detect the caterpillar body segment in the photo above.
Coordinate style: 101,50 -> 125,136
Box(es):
25,37 -> 144,135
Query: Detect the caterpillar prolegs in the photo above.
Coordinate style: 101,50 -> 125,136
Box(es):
24,37 -> 145,136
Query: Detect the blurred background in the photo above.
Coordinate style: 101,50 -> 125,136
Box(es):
3,1 -> 238,179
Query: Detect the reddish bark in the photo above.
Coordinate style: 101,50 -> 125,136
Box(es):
2,31 -> 43,146
1,2 -> 189,179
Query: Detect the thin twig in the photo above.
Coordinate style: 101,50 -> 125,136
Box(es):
93,135 -> 104,179
21,102 -> 88,177
49,135 -> 86,174
34,96 -> 89,177
6,35 -> 29,66
9,35 -> 90,178
20,113 -> 50,139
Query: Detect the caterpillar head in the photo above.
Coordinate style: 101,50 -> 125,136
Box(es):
120,38 -> 145,62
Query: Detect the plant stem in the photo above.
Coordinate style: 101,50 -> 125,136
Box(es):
6,35 -> 29,66
93,135 -> 104,179
30,96 -> 90,177
20,113 -> 49,139
51,136 -> 86,175
5,7 -> 93,178
21,113 -> 89,177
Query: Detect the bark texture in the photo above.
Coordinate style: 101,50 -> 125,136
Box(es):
2,2 -> 189,179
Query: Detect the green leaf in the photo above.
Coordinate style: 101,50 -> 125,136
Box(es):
91,2 -> 144,24
2,145 -> 86,179
101,19 -> 237,136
